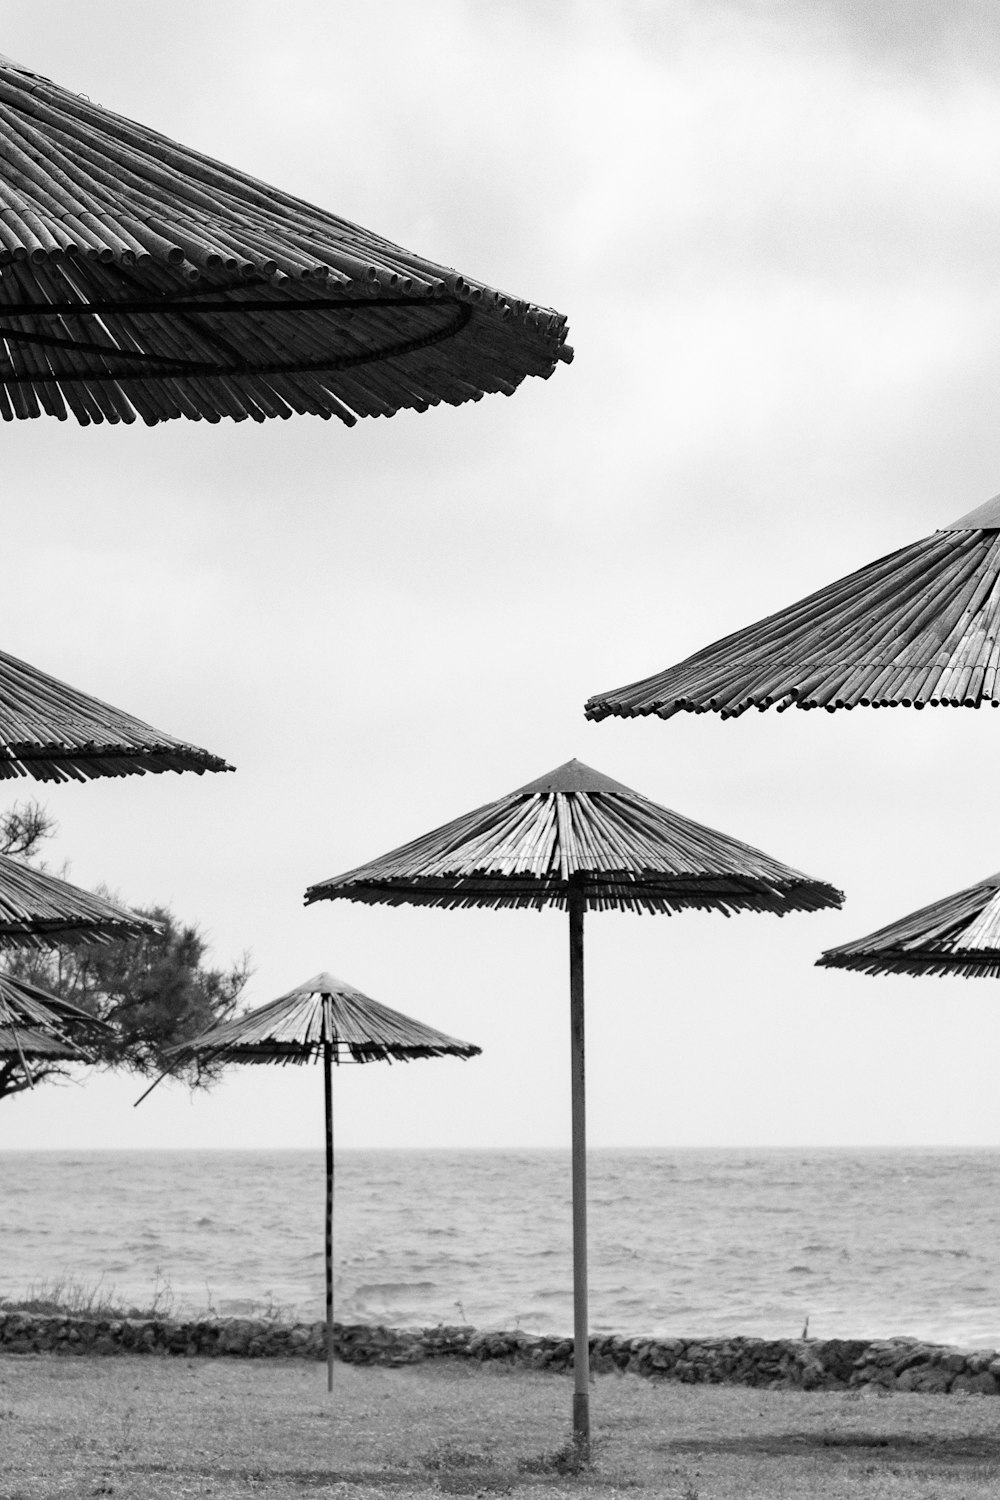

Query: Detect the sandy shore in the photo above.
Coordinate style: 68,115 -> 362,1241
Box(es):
3,1350 -> 1000,1499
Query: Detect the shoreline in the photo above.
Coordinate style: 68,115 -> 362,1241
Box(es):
3,1308 -> 999,1394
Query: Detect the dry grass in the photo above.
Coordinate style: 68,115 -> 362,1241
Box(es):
0,1274 -> 176,1323
2,1352 -> 1000,1499
0,1274 -> 299,1326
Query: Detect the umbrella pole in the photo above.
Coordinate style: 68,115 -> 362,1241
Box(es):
568,891 -> 590,1460
324,1036 -> 335,1394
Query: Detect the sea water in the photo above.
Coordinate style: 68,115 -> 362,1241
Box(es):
1,1148 -> 998,1347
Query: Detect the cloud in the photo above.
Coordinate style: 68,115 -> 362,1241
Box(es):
6,1 -> 1000,1151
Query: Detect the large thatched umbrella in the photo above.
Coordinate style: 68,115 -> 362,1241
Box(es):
0,642 -> 230,781
0,54 -> 571,427
817,871 -> 1000,978
0,851 -> 156,947
305,758 -> 843,1453
586,494 -> 1000,721
155,972 -> 480,1392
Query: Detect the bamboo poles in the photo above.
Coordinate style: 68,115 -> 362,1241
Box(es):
586,504 -> 1000,721
0,55 -> 572,424
305,758 -> 843,1455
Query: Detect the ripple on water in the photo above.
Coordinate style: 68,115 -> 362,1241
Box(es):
2,1147 -> 1000,1343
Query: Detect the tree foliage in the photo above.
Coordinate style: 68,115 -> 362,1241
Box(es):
0,803 -> 251,1102
0,799 -> 55,862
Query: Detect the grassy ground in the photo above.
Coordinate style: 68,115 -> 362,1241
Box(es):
2,1352 -> 1000,1499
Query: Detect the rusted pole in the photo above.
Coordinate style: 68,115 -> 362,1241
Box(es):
568,890 -> 590,1459
324,1033 -> 334,1394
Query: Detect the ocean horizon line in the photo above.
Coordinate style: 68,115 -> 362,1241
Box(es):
3,1142 -> 1000,1154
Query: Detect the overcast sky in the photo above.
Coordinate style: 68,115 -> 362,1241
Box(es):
5,0 -> 1000,1151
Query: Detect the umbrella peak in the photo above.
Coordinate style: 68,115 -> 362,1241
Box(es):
944,493 -> 1000,529
513,759 -> 636,798
281,972 -> 357,999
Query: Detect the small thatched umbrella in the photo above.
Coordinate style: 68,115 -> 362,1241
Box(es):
0,54 -> 571,427
305,758 -> 843,1454
0,851 -> 157,947
0,642 -> 230,781
585,494 -> 1000,720
817,871 -> 1000,978
155,973 -> 481,1392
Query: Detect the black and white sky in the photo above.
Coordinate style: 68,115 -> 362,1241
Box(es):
6,0 -> 1000,1149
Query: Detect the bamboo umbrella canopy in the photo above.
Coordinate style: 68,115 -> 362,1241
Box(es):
305,757 -> 843,1454
0,1013 -> 88,1124
817,871 -> 1000,979
0,1020 -> 85,1089
0,968 -> 105,1029
0,54 -> 572,426
0,969 -> 106,1093
0,850 -> 157,946
0,1022 -> 82,1060
586,494 -> 1000,721
156,973 -> 480,1393
0,641 -> 230,781
0,970 -> 110,1094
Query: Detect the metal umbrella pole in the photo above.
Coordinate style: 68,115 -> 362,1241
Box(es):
324,1025 -> 335,1393
568,890 -> 589,1457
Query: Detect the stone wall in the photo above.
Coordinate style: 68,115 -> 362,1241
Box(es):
1,1310 -> 998,1393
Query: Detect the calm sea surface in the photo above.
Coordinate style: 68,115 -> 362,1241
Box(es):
1,1149 -> 998,1348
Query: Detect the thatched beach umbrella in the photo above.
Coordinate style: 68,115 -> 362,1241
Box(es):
0,851 -> 157,947
0,968 -> 105,1027
0,1021 -> 81,1059
817,871 -> 1000,978
156,972 -> 480,1392
0,642 -> 230,781
586,494 -> 1000,721
0,1019 -> 84,1083
305,757 -> 843,1454
0,54 -> 571,426
0,969 -> 106,1094
0,972 -> 93,1092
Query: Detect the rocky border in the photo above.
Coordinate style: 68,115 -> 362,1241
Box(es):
1,1311 -> 998,1393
